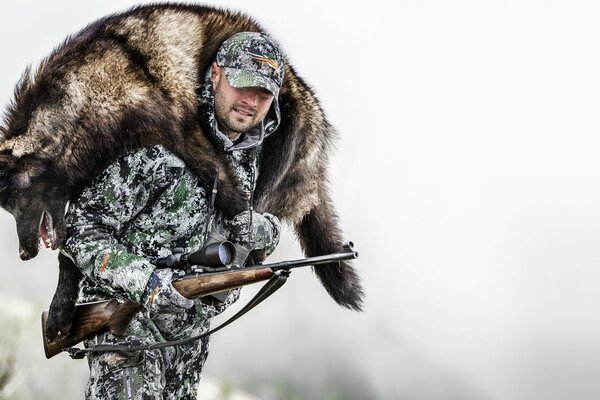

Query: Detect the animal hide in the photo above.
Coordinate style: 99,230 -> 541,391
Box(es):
0,4 -> 364,336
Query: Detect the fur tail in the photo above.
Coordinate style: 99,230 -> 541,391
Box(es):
295,190 -> 364,311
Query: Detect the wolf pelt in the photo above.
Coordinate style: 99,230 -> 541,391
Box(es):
0,3 -> 364,338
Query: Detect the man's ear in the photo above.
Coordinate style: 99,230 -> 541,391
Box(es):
211,62 -> 221,90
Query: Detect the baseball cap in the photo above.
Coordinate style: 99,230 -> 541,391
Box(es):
215,32 -> 285,97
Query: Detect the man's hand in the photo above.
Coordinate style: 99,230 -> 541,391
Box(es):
142,269 -> 194,319
228,211 -> 281,256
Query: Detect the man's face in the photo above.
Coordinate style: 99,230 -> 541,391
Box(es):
211,63 -> 274,139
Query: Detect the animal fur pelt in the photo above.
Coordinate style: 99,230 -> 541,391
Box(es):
0,3 -> 364,336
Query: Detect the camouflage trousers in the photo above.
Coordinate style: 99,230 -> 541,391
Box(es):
83,310 -> 210,400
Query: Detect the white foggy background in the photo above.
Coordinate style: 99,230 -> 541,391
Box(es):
1,0 -> 599,399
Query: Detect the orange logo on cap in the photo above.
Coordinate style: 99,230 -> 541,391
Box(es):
249,52 -> 280,71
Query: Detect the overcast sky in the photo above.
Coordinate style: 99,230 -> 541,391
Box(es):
1,1 -> 600,399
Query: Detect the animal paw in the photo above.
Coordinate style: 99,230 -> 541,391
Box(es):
45,294 -> 76,341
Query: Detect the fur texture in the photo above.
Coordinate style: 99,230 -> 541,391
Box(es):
0,4 -> 364,337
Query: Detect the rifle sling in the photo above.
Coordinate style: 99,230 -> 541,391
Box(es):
64,269 -> 290,359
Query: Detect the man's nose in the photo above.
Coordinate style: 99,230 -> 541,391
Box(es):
240,89 -> 259,107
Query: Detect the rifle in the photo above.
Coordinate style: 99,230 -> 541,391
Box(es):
42,241 -> 358,359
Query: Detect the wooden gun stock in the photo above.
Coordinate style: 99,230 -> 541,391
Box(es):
42,300 -> 142,359
42,247 -> 358,358
43,267 -> 275,358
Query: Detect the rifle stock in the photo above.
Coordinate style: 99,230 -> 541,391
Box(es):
42,299 -> 142,359
42,247 -> 358,358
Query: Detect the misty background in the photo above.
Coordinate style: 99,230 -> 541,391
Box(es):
1,0 -> 600,399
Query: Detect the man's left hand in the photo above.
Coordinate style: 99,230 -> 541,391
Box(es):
228,211 -> 281,256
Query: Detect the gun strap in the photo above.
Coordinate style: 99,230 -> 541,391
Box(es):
65,269 -> 290,359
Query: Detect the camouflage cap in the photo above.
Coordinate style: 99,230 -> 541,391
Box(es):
216,32 -> 285,97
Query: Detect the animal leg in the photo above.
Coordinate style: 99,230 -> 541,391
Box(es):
46,253 -> 83,340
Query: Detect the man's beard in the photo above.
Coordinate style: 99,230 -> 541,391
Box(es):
214,92 -> 266,137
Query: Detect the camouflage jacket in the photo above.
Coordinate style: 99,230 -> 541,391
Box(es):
61,144 -> 280,320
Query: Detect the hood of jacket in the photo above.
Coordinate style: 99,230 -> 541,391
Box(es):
198,69 -> 281,153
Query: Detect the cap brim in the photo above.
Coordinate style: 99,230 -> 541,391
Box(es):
223,68 -> 279,96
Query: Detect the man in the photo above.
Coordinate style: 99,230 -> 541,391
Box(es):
61,32 -> 284,399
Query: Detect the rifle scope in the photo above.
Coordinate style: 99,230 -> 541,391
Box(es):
155,241 -> 236,269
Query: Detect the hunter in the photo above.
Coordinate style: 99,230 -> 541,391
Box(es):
61,32 -> 284,399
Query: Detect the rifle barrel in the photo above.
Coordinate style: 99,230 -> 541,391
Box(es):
267,249 -> 359,271
184,249 -> 359,280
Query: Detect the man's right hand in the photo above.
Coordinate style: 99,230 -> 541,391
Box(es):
142,269 -> 194,320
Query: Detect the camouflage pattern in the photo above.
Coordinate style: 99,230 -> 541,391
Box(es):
216,32 -> 284,96
61,145 -> 280,399
228,210 -> 280,256
83,319 -> 211,399
143,269 -> 195,333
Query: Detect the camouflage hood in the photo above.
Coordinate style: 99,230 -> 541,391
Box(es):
198,68 -> 281,152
